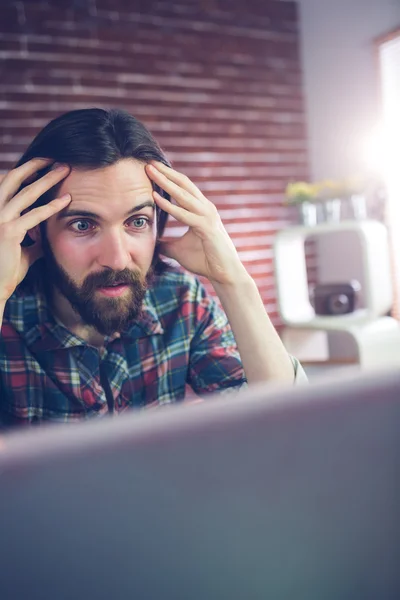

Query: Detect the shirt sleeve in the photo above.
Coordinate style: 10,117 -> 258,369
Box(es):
187,281 -> 308,395
290,355 -> 309,384
187,281 -> 247,396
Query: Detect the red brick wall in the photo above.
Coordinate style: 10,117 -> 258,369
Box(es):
0,0 -> 309,326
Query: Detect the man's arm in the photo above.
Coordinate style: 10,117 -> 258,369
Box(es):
212,276 -> 295,384
146,161 -> 306,386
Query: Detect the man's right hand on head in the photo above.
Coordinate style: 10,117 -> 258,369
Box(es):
0,158 -> 71,305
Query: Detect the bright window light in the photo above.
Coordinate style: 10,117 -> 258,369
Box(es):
378,32 -> 400,316
378,34 -> 400,225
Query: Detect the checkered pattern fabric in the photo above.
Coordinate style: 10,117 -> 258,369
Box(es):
0,262 -> 247,427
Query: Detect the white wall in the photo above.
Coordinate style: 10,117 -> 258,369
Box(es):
294,0 -> 400,362
298,0 -> 400,181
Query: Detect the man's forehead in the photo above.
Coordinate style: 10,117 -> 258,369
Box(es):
56,160 -> 155,215
60,159 -> 151,190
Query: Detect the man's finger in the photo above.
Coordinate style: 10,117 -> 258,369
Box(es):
148,161 -> 206,202
153,190 -> 199,226
147,166 -> 205,216
1,165 -> 70,222
0,158 -> 53,208
17,194 -> 71,231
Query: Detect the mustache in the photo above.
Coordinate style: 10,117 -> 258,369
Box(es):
83,268 -> 144,291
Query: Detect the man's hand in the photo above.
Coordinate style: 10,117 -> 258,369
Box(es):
145,161 -> 248,285
146,160 -> 298,385
0,159 -> 71,304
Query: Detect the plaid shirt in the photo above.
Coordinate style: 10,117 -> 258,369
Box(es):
0,262 -> 247,428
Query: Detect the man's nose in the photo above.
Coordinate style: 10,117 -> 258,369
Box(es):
96,230 -> 131,272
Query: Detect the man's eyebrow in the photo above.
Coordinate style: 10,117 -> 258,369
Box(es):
56,200 -> 156,221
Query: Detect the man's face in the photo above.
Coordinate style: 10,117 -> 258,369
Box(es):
41,159 -> 158,336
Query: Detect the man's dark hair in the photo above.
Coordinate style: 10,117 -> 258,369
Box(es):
16,107 -> 172,270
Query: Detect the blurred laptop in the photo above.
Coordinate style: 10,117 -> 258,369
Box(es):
0,369 -> 399,600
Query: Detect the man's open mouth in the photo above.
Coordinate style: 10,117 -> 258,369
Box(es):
96,283 -> 130,296
99,281 -> 128,287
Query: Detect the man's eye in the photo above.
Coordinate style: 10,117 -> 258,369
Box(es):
130,217 -> 148,229
70,220 -> 93,233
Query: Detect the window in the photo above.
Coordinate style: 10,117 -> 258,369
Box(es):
377,30 -> 400,317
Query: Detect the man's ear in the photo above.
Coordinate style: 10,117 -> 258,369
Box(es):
27,225 -> 41,243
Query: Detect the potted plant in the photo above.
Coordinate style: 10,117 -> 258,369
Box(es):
342,177 -> 368,220
285,181 -> 318,226
313,179 -> 344,223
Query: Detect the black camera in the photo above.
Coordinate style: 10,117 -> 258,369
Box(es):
312,281 -> 361,316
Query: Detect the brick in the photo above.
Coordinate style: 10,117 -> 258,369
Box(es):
0,4 -> 20,30
0,0 -> 308,321
0,37 -> 21,52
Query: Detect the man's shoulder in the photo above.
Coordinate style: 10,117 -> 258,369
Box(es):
4,267 -> 46,330
150,263 -> 202,295
146,264 -> 212,320
5,285 -> 37,316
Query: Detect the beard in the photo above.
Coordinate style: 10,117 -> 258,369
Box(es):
40,229 -> 153,337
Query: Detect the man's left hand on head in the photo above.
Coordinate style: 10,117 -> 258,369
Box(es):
146,162 -> 248,286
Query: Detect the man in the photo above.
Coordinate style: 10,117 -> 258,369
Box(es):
0,108 -> 306,427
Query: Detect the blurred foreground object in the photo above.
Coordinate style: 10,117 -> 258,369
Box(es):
0,368 -> 399,600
